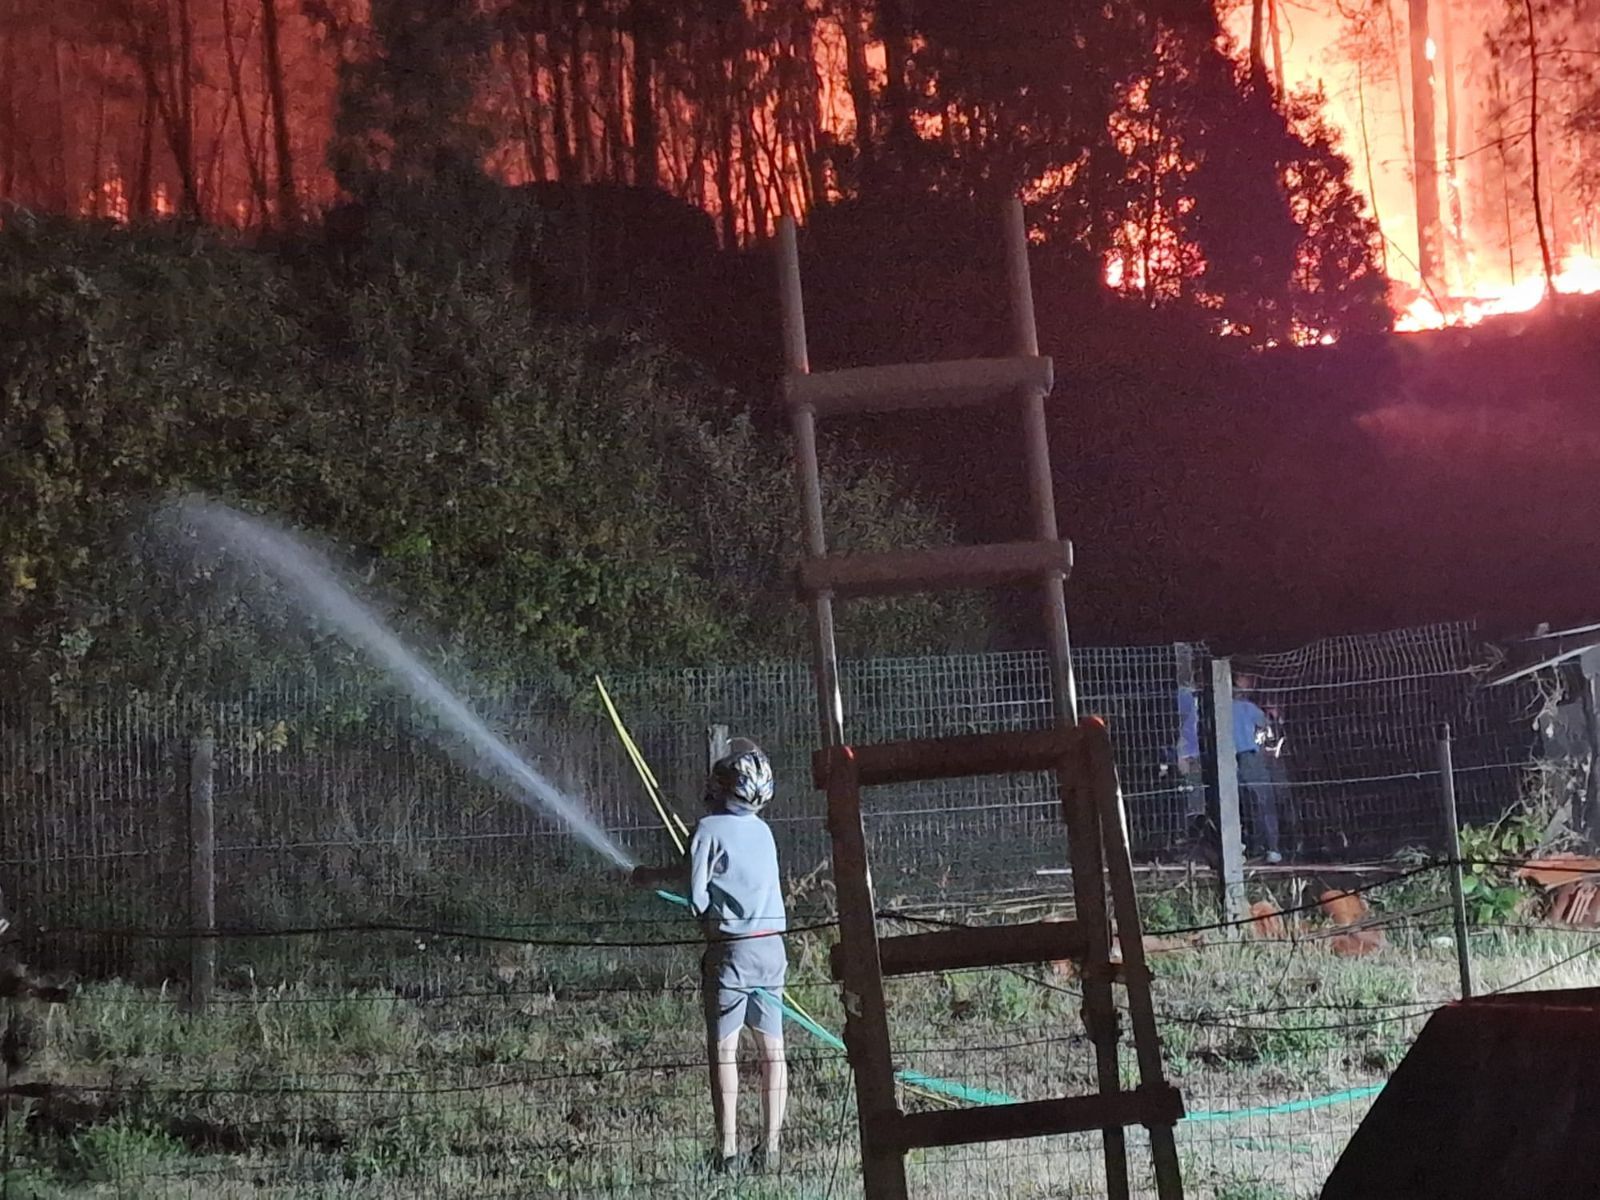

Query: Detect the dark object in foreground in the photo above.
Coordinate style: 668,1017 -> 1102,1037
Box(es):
1321,987 -> 1600,1200
0,957 -> 72,1005
630,864 -> 682,889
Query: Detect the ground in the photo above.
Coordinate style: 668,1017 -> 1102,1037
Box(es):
3,878 -> 1597,1198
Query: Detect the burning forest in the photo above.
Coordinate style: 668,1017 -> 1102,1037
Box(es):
1229,0 -> 1600,328
10,5 -> 1600,1199
3,0 -> 1593,341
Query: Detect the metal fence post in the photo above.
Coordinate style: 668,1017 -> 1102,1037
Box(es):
1437,722 -> 1474,998
707,724 -> 730,773
188,730 -> 216,1013
1210,658 -> 1249,929
1580,649 -> 1600,839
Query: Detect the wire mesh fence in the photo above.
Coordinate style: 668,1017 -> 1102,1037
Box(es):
1,622 -> 1542,945
605,643 -> 1203,901
7,883 -> 1598,1198
1232,622 -> 1539,861
0,619 -> 1575,1197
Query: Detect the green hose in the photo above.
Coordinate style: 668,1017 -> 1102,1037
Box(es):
656,889 -> 1386,1121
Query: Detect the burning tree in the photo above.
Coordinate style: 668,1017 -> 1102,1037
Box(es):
0,0 -> 1394,341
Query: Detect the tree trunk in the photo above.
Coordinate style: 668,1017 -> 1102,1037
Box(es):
504,26 -> 539,182
130,15 -> 199,220
260,0 -> 299,223
608,10 -> 628,181
547,6 -> 577,179
569,7 -> 591,180
1523,0 -> 1556,299
595,4 -> 618,179
715,71 -> 736,246
840,0 -> 874,183
524,26 -> 549,181
1491,60 -> 1517,284
221,0 -> 271,220
1407,0 -> 1443,295
741,106 -> 766,240
1356,59 -> 1388,276
876,0 -> 916,169
199,73 -> 234,215
1142,121 -> 1159,305
253,32 -> 272,213
90,51 -> 108,216
50,17 -> 69,209
0,21 -> 16,200
1438,0 -> 1463,271
795,18 -> 826,207
629,0 -> 656,187
1249,0 -> 1268,89
1268,0 -> 1285,98
176,0 -> 201,216
136,77 -> 156,218
151,60 -> 201,217
1384,2 -> 1414,197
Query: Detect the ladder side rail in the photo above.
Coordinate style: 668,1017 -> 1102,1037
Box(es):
1061,740 -> 1132,1199
823,746 -> 909,1200
1005,198 -> 1128,1197
778,215 -> 846,747
1086,721 -> 1188,1200
1005,198 -> 1079,727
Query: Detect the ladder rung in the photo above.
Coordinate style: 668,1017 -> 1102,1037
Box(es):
812,728 -> 1083,788
830,920 -> 1087,980
799,540 -> 1071,600
887,1085 -> 1185,1151
783,356 -> 1053,417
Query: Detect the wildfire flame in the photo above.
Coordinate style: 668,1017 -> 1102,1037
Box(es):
1214,2 -> 1600,338
11,0 -> 1597,340
1395,250 -> 1600,331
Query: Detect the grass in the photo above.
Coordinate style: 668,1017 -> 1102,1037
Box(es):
5,875 -> 1600,1198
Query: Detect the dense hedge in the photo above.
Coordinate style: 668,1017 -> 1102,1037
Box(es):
0,214 -> 979,702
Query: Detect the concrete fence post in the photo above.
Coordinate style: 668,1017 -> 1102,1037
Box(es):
1210,659 -> 1249,929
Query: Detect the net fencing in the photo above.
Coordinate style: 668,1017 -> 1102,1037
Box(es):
0,619 -> 1579,1199
0,619 -> 1557,1007
600,644 -> 1199,903
0,622 -> 1550,956
1231,622 -> 1540,861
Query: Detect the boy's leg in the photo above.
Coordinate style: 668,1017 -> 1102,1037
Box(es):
711,1029 -> 740,1161
746,984 -> 787,1167
755,1028 -> 787,1162
702,951 -> 743,1164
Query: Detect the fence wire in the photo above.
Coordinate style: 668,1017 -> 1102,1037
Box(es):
0,620 -> 1574,1197
1233,622 -> 1539,859
6,878 -> 1599,1198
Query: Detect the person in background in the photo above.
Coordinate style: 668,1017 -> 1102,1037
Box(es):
1233,673 -> 1285,864
631,738 -> 788,1174
1173,682 -> 1217,864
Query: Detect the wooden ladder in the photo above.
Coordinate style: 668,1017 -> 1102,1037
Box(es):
775,200 -> 1186,1200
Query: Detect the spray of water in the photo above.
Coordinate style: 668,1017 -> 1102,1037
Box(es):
164,495 -> 635,870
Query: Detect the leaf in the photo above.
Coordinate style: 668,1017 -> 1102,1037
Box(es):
7,556 -> 37,593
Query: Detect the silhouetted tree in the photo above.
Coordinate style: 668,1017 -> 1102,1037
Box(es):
328,0 -> 492,193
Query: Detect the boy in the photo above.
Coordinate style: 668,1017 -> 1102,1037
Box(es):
633,738 -> 788,1173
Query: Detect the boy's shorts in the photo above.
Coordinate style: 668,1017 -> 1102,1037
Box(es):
701,936 -> 787,1043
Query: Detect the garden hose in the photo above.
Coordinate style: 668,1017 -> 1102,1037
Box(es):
598,679 -> 1385,1125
